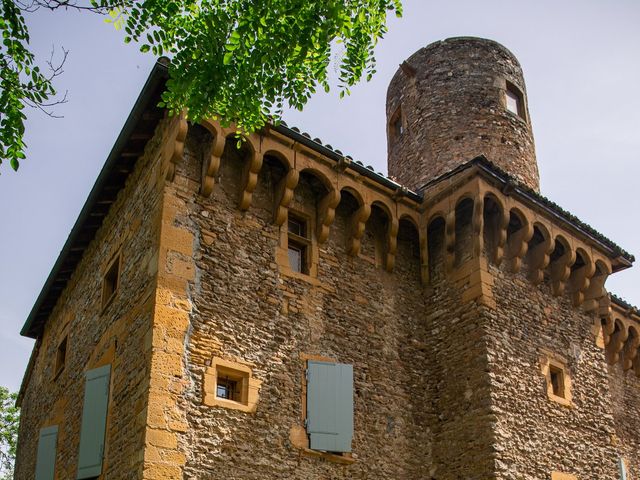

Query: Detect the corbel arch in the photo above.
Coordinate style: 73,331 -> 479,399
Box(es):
622,325 -> 640,371
583,260 -> 611,313
297,167 -> 340,244
525,222 -> 554,285
549,235 -> 575,296
198,119 -> 223,196
568,247 -> 595,308
370,200 -> 398,272
505,207 -> 533,273
273,156 -> 299,226
340,187 -> 370,256
482,193 -> 507,265
607,318 -> 629,365
164,113 -> 188,182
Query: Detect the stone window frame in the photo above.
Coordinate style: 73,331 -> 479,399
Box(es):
288,353 -> 356,465
203,357 -> 261,413
287,213 -> 311,274
53,334 -> 68,380
101,251 -> 122,311
389,106 -> 404,142
551,472 -> 578,480
277,209 -> 320,282
540,350 -> 573,407
504,80 -> 527,122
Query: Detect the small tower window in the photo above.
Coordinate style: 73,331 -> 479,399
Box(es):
389,107 -> 403,141
288,215 -> 310,274
505,81 -> 525,119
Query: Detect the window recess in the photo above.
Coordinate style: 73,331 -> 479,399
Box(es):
288,215 -> 310,274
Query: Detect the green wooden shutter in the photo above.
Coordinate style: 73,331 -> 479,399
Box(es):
306,361 -> 353,453
77,364 -> 111,479
35,425 -> 58,480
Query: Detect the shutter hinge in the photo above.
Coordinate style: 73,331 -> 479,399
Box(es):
305,369 -> 309,381
304,418 -> 308,429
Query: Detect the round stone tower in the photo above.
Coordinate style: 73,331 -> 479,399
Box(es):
386,37 -> 539,192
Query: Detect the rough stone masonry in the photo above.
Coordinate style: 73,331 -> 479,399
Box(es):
15,37 -> 639,480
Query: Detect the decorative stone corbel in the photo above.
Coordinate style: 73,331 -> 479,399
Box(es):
570,257 -> 595,308
200,131 -> 226,197
601,310 -> 614,346
528,234 -> 554,285
472,197 -> 484,258
607,322 -> 628,365
316,189 -> 341,244
494,209 -> 509,266
582,264 -> 611,313
445,210 -> 456,273
346,203 -> 371,256
622,332 -> 640,371
551,246 -> 576,296
274,169 -> 299,226
164,113 -> 188,181
505,221 -> 533,273
239,152 -> 264,210
385,217 -> 399,272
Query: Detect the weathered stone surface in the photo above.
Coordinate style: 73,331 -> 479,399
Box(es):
14,38 -> 639,480
387,37 -> 539,192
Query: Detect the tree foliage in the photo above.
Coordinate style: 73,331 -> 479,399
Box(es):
0,0 -> 402,173
0,387 -> 19,480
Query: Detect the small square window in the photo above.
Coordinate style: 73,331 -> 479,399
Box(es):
102,254 -> 120,309
541,353 -> 572,407
203,358 -> 261,413
54,336 -> 67,379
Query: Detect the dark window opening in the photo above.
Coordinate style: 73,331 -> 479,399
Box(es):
216,377 -> 239,401
288,215 -> 310,274
390,108 -> 403,141
102,255 -> 120,308
549,365 -> 565,398
54,336 -> 67,378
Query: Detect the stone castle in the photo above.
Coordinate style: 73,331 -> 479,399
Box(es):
14,37 -> 639,479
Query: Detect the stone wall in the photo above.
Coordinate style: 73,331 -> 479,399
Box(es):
14,118 -> 169,480
485,262 -> 623,480
167,128 -> 441,479
608,350 -> 640,478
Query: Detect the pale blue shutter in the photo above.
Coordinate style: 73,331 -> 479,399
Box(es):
35,425 -> 58,480
619,457 -> 627,480
77,364 -> 111,479
306,361 -> 353,452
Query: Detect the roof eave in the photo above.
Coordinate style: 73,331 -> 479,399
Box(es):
20,59 -> 170,339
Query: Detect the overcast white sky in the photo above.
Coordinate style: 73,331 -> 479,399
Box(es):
1,0 -> 639,392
